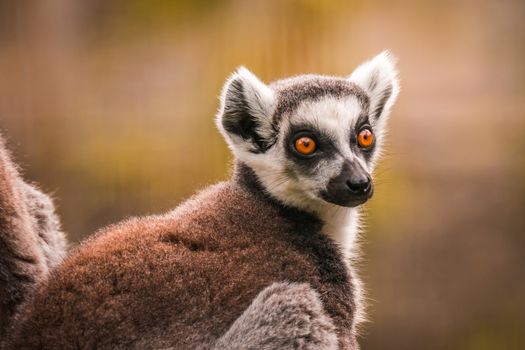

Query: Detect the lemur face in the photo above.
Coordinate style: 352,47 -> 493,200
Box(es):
217,52 -> 399,214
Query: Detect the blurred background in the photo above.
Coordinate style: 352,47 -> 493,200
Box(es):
1,0 -> 524,349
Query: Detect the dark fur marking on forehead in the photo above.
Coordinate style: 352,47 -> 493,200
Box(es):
271,76 -> 369,120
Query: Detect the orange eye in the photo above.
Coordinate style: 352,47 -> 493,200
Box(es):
358,129 -> 374,148
294,136 -> 316,155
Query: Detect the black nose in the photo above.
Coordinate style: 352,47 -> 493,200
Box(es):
320,160 -> 373,207
345,175 -> 371,195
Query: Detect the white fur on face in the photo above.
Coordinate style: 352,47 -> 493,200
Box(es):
241,95 -> 368,213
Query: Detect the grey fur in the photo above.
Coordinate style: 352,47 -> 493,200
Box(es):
20,182 -> 67,269
0,135 -> 66,338
214,282 -> 339,350
271,75 -> 369,120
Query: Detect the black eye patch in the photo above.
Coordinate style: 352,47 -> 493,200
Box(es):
284,124 -> 338,172
351,114 -> 376,162
354,114 -> 371,132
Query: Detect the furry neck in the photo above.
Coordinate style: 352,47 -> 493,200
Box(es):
233,162 -> 321,227
233,161 -> 360,253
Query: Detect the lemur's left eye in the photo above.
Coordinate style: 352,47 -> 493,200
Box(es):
294,136 -> 316,156
358,129 -> 374,149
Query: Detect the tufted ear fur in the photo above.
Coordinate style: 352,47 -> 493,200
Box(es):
349,51 -> 400,127
216,67 -> 277,154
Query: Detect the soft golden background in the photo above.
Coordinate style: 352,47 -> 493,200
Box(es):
1,1 -> 524,349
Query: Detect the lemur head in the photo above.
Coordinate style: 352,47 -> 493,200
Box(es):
217,51 -> 399,214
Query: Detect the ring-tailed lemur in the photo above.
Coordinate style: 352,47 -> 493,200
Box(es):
0,51 -> 399,349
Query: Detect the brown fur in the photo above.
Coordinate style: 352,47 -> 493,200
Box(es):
6,163 -> 358,349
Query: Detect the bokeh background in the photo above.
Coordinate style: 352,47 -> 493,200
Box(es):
1,0 -> 524,349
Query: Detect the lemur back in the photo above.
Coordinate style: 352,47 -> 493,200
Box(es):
1,51 -> 399,349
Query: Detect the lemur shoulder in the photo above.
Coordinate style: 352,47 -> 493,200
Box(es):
0,51 -> 399,350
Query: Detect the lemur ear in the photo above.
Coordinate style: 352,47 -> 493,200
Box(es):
216,67 -> 276,154
349,51 -> 400,123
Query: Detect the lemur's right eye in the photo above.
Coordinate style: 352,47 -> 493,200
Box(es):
294,136 -> 316,156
